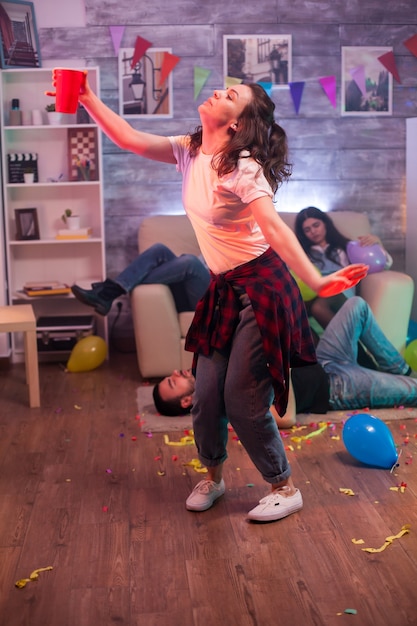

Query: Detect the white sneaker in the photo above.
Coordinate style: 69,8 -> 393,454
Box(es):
186,479 -> 226,511
247,486 -> 303,522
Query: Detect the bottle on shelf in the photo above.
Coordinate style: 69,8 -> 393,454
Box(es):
9,98 -> 22,126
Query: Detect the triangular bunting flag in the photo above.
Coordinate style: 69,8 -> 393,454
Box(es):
131,36 -> 152,69
319,75 -> 337,108
225,76 -> 243,88
194,67 -> 211,100
404,34 -> 417,58
109,26 -> 125,56
288,81 -> 305,114
159,52 -> 180,86
257,81 -> 273,97
377,51 -> 401,84
350,65 -> 366,97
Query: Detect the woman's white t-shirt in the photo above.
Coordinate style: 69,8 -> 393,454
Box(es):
169,135 -> 273,274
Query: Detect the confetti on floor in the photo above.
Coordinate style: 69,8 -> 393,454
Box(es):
15,566 -> 53,589
360,524 -> 411,553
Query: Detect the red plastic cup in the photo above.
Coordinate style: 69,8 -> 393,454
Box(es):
54,68 -> 86,114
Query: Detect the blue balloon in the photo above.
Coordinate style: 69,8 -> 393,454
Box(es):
342,413 -> 398,469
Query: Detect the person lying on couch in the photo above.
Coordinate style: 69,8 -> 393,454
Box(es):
152,296 -> 417,423
71,243 -> 210,315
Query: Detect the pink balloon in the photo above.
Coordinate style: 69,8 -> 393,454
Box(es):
346,241 -> 386,274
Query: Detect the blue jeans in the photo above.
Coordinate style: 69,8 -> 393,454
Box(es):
316,296 -> 417,409
114,243 -> 210,310
192,292 -> 291,484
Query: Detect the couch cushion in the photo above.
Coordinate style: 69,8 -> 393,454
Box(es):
139,215 -> 201,257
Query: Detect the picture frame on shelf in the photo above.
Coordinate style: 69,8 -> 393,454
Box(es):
223,35 -> 292,88
341,46 -> 393,116
67,128 -> 98,181
15,207 -> 40,240
0,1 -> 41,69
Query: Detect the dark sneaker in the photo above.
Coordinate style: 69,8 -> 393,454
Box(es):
71,283 -> 112,316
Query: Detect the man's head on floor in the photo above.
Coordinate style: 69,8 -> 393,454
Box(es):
152,369 -> 195,416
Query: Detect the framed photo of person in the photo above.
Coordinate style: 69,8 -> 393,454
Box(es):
223,35 -> 292,88
341,46 -> 393,116
0,1 -> 41,68
15,208 -> 40,240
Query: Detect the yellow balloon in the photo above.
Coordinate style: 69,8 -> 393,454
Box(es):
290,271 -> 317,302
66,335 -> 107,372
404,339 -> 417,371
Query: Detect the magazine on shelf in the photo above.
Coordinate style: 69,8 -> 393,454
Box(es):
55,227 -> 93,240
23,281 -> 71,296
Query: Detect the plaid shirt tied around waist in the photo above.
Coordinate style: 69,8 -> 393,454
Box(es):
185,247 -> 317,416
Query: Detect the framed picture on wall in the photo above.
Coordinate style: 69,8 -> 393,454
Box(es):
0,0 -> 41,68
15,208 -> 39,240
341,46 -> 393,116
118,47 -> 173,118
223,35 -> 292,88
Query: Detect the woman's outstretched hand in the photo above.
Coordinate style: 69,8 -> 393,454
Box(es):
318,263 -> 369,298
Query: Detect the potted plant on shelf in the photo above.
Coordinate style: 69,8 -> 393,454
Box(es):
61,208 -> 80,230
45,103 -> 64,125
23,166 -> 35,184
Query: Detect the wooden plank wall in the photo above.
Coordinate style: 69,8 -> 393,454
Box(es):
38,1 -> 417,275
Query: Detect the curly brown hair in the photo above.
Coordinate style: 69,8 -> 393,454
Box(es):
188,83 -> 292,193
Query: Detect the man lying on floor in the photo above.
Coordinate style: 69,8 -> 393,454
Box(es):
152,296 -> 417,426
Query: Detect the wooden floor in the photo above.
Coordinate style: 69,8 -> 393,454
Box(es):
0,351 -> 416,626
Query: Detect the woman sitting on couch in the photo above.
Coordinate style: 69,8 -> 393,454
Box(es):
294,206 -> 392,332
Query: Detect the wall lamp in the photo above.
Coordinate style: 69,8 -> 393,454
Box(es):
128,53 -> 162,103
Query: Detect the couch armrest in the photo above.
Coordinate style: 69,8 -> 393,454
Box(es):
358,271 -> 414,353
131,284 -> 183,378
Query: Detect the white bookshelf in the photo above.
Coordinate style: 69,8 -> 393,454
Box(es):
0,66 -> 107,360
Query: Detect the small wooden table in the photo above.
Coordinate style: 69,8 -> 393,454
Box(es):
0,305 -> 40,407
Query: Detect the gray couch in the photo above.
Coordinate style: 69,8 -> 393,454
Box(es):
131,212 -> 414,378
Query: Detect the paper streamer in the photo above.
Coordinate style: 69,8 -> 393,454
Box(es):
288,81 -> 305,114
361,524 -> 410,553
194,66 -> 211,99
257,81 -> 273,97
109,26 -> 125,56
291,422 -> 327,443
183,458 -> 208,473
350,65 -> 366,97
225,76 -> 243,89
163,433 -> 195,446
377,51 -> 401,84
131,36 -> 153,69
319,75 -> 337,108
15,566 -> 53,589
404,33 -> 417,58
159,52 -> 180,87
